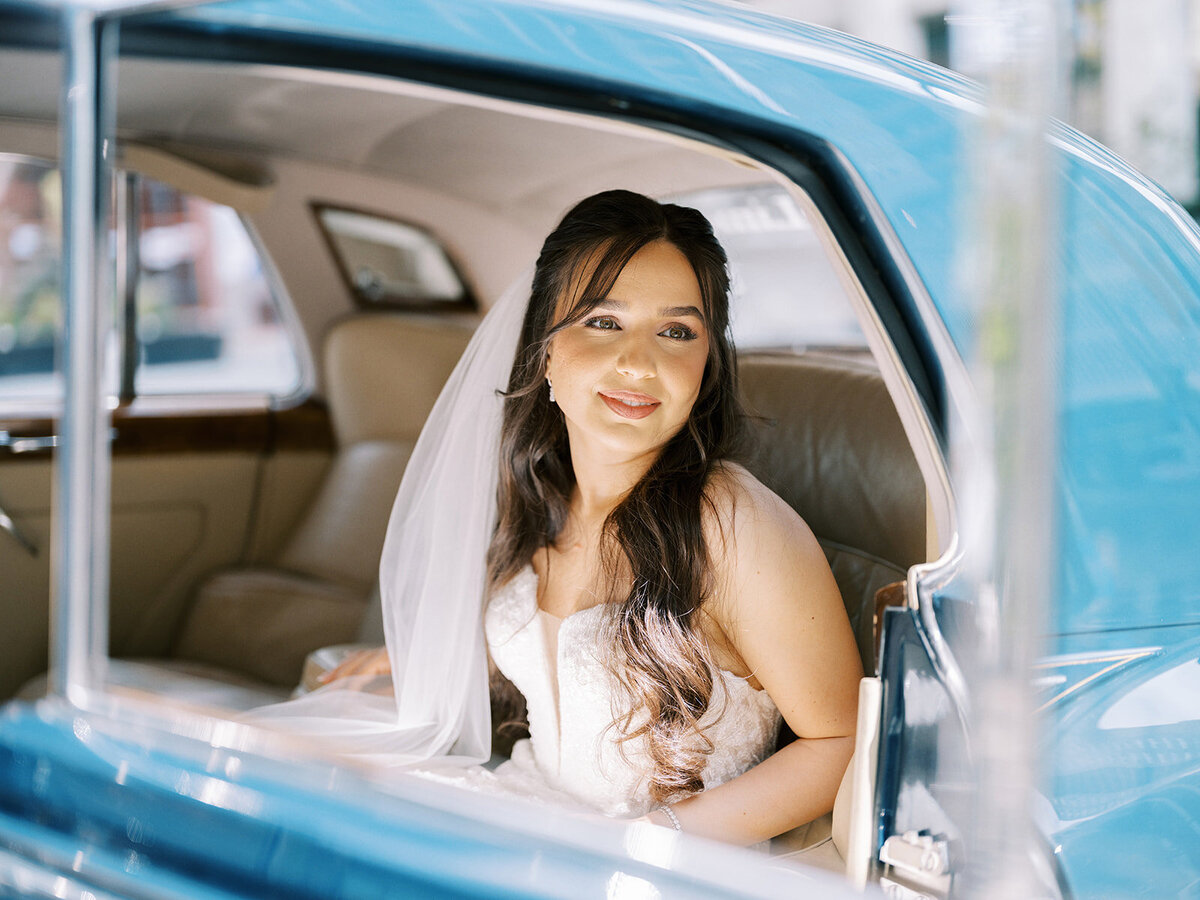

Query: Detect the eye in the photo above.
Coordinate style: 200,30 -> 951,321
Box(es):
661,323 -> 698,341
583,315 -> 620,331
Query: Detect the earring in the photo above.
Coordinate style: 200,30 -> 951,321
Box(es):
547,380 -> 556,403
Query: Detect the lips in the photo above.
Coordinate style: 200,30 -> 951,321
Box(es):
598,390 -> 661,420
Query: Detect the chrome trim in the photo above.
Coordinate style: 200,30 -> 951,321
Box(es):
0,151 -> 56,167
50,5 -> 116,704
1034,646 -> 1161,667
909,536 -> 972,725
0,430 -> 58,452
1034,646 -> 1160,712
122,392 -> 278,415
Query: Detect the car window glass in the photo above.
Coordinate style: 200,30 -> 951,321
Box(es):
669,184 -> 867,353
0,158 -> 303,408
133,179 -> 302,399
315,206 -> 473,311
0,156 -> 61,406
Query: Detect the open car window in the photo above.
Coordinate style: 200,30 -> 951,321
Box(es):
0,27 -> 948,896
670,184 -> 868,353
0,155 -> 63,407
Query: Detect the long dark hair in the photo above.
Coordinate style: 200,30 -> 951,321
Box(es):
487,189 -> 745,801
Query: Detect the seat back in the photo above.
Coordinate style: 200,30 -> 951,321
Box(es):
738,353 -> 925,673
173,314 -> 473,685
278,315 -> 474,593
322,315 -> 477,448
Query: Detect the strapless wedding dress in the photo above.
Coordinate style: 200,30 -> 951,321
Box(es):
414,565 -> 780,819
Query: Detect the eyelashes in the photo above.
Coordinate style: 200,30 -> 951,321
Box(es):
582,315 -> 620,331
661,324 -> 699,341
582,316 -> 699,341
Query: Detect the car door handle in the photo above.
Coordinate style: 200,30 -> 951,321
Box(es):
0,500 -> 38,557
0,428 -> 116,453
0,430 -> 59,453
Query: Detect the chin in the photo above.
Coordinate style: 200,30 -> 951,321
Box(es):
598,422 -> 687,461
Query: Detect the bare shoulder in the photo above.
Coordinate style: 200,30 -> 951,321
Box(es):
702,460 -> 862,737
702,461 -> 824,577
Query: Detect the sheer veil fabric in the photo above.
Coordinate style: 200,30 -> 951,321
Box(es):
247,271 -> 533,767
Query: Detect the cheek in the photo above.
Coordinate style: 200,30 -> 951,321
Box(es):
546,335 -> 593,387
677,346 -> 709,397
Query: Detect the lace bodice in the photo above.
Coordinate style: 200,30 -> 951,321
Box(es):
484,565 -> 781,818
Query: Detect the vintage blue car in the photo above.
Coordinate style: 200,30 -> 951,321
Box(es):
0,0 -> 1197,897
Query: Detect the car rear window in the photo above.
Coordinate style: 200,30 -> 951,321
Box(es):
314,205 -> 474,312
669,184 -> 868,353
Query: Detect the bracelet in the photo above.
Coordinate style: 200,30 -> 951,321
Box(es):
658,805 -> 682,832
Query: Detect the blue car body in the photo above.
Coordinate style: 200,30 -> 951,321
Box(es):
1,1 -> 1198,896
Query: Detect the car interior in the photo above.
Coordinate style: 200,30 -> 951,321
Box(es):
0,45 -> 943,872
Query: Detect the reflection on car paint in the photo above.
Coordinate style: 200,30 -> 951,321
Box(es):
1098,656 -> 1200,729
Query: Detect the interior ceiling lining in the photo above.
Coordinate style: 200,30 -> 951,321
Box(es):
117,59 -> 768,207
1,52 -> 772,219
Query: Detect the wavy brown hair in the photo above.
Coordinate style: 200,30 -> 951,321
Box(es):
486,189 -> 745,802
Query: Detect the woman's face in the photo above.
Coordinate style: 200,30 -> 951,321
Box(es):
546,239 -> 710,465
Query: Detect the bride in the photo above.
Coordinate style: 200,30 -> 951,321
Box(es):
279,190 -> 862,847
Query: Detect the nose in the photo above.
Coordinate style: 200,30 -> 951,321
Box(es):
615,331 -> 657,379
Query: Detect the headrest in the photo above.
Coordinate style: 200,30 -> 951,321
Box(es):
323,315 -> 474,446
739,353 -> 926,570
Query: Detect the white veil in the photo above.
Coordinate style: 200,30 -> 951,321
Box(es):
248,269 -> 532,767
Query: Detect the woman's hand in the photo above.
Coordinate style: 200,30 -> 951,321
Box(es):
319,646 -> 391,684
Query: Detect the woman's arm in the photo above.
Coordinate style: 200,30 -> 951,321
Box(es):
652,734 -> 854,844
659,469 -> 862,845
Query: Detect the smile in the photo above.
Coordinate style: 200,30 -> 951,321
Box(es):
599,391 -> 661,419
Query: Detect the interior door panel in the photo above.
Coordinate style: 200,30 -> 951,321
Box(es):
0,457 -> 52,700
107,454 -> 261,656
0,402 -> 333,700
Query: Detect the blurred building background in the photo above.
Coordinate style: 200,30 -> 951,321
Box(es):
743,0 -> 1200,209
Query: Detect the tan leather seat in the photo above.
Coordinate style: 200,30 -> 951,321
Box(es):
168,315 -> 474,695
8,315 -> 474,710
738,352 -> 925,675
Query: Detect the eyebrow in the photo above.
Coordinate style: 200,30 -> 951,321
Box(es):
592,299 -> 705,319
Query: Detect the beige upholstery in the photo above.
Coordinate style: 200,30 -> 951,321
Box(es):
739,352 -> 925,675
324,316 -> 476,445
169,314 -> 473,688
173,569 -> 365,687
277,441 -> 412,594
